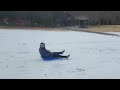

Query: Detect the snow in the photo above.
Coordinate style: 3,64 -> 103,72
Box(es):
0,29 -> 120,79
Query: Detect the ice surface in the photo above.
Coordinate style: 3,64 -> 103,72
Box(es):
0,29 -> 120,79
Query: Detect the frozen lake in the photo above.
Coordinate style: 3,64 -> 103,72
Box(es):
0,29 -> 120,79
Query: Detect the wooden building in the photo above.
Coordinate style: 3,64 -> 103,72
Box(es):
75,16 -> 89,28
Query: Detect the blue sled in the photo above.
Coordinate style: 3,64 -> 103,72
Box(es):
41,57 -> 63,61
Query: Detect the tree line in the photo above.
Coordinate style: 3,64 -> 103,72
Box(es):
0,11 -> 120,27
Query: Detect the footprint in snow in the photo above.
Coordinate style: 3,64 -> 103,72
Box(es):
10,55 -> 14,58
22,43 -> 27,45
16,66 -> 24,68
76,68 -> 85,72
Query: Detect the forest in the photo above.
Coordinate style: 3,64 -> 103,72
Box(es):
0,11 -> 120,27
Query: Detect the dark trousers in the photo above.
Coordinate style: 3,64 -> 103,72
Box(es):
52,51 -> 63,55
52,51 -> 67,58
58,55 -> 68,58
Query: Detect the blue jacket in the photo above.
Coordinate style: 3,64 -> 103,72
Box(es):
39,47 -> 53,59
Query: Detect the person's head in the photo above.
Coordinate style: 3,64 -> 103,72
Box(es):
40,42 -> 45,48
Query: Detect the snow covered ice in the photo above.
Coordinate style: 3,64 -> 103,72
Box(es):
0,29 -> 120,79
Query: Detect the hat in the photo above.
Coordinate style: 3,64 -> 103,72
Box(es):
40,42 -> 45,47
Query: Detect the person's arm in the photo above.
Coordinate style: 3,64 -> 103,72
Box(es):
45,49 -> 51,53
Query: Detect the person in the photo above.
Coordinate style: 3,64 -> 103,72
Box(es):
39,42 -> 70,60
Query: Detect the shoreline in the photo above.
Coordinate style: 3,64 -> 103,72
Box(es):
0,25 -> 67,31
0,25 -> 120,32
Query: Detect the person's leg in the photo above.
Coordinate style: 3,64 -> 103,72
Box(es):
56,54 -> 70,59
59,55 -> 68,58
52,50 -> 65,55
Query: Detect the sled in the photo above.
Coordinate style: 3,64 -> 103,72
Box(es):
42,54 -> 70,61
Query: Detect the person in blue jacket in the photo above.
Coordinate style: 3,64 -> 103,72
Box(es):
39,42 -> 70,60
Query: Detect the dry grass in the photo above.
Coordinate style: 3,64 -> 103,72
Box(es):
0,25 -> 67,31
31,27 -> 68,31
1,25 -> 120,32
88,25 -> 120,32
